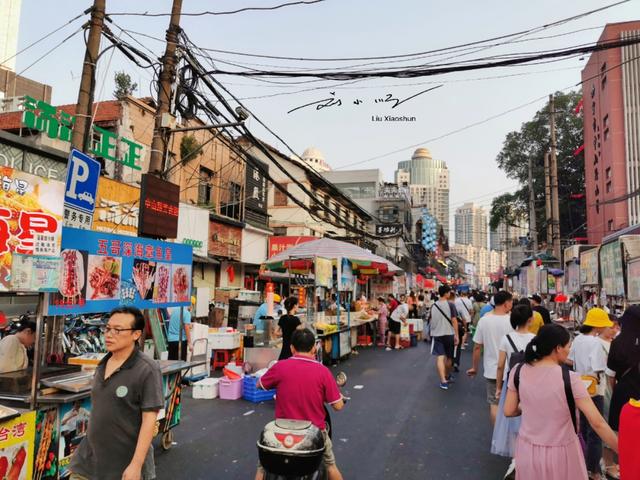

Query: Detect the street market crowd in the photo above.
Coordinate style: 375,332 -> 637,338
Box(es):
371,285 -> 640,480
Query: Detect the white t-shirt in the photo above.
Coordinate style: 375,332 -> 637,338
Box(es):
473,312 -> 513,380
390,303 -> 409,323
454,297 -> 472,324
0,335 -> 28,374
498,332 -> 535,380
568,333 -> 608,396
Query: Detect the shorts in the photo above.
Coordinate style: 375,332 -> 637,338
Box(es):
431,335 -> 455,359
486,378 -> 498,405
389,320 -> 401,335
258,430 -> 335,474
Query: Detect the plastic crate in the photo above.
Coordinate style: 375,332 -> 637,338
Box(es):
192,378 -> 219,399
243,376 -> 275,403
219,377 -> 243,400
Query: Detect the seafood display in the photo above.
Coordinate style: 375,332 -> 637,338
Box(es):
86,256 -> 121,300
172,265 -> 190,303
154,264 -> 171,303
59,250 -> 85,300
132,260 -> 156,300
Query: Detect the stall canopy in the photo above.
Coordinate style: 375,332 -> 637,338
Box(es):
264,238 -> 401,274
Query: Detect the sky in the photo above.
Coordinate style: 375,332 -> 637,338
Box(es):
10,0 -> 639,238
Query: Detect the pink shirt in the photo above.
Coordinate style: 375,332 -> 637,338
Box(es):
259,355 -> 342,430
378,303 -> 388,321
508,364 -> 589,446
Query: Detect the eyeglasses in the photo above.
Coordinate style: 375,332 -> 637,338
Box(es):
101,326 -> 137,336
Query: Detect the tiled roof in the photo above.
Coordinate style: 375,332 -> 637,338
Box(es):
0,100 -> 122,131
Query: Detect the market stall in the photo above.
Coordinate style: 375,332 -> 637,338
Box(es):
0,217 -> 205,478
262,238 -> 401,364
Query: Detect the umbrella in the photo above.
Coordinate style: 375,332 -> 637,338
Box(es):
264,238 -> 401,273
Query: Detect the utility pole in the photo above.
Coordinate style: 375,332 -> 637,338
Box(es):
71,0 -> 106,151
544,152 -> 552,250
528,155 -> 538,254
549,94 -> 561,261
149,0 -> 183,175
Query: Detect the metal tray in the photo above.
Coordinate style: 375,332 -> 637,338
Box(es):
40,371 -> 95,393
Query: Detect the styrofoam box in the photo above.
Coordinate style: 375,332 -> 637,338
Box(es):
192,378 -> 219,399
209,331 -> 241,350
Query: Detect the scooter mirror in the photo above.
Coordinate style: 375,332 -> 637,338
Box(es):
336,372 -> 347,387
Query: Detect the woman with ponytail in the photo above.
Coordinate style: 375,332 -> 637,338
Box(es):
504,325 -> 618,480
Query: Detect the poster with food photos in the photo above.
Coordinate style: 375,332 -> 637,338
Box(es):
46,227 -> 192,315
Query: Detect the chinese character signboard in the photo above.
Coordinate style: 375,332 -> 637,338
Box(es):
375,224 -> 402,236
0,139 -> 67,181
64,149 -> 101,230
21,96 -> 144,170
0,410 -> 36,480
209,221 -> 242,261
599,241 -> 625,297
46,227 -> 192,315
93,177 -> 139,236
138,174 -> 179,239
267,236 -> 315,258
177,203 -> 209,257
0,167 -> 63,291
245,158 -> 268,214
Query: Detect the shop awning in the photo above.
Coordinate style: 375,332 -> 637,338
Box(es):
193,255 -> 220,265
264,238 -> 401,274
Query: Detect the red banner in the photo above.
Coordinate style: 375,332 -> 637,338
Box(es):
267,236 -> 315,258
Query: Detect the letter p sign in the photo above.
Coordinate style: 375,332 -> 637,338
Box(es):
64,149 -> 101,215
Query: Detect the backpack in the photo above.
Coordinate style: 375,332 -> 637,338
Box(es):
513,363 -> 578,434
505,335 -> 526,371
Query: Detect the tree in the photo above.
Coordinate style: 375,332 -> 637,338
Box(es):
180,135 -> 202,163
491,90 -> 585,247
113,71 -> 138,99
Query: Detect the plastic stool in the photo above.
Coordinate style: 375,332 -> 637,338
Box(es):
212,350 -> 230,370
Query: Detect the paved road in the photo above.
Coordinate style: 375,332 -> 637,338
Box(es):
154,342 -> 509,479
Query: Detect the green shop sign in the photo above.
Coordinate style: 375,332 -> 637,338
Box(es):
21,96 -> 143,170
182,238 -> 203,248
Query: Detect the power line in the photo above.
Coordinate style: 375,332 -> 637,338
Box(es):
107,0 -> 326,17
15,27 -> 85,77
0,9 -> 88,67
189,1 -> 627,62
208,36 -> 640,80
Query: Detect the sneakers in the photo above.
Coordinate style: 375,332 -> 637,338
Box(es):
446,374 -> 455,383
439,382 -> 449,390
385,347 -> 392,351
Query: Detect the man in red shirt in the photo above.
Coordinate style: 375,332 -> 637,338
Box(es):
257,328 -> 345,480
387,293 -> 399,313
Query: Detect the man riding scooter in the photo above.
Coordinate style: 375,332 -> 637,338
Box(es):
256,328 -> 345,480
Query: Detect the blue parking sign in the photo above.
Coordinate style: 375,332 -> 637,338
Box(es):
64,149 -> 101,214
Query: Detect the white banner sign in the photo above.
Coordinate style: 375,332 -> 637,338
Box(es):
176,203 -> 209,257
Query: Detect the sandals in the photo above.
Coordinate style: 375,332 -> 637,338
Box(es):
604,465 -> 620,480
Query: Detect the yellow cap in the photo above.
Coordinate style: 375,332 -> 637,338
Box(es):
273,294 -> 282,303
583,308 -> 614,328
191,296 -> 197,305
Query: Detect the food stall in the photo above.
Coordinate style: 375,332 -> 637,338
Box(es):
262,238 -> 400,364
0,218 -> 204,479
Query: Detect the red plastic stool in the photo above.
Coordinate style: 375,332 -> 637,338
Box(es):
212,350 -> 230,370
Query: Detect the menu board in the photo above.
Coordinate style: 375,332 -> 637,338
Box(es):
599,241 -> 625,297
0,167 -> 64,291
46,227 -> 192,315
565,263 -> 580,294
627,259 -> 640,304
580,248 -> 599,286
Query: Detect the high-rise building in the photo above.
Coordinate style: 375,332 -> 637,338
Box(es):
490,219 -> 528,251
0,0 -> 21,72
581,22 -> 640,244
395,148 -> 450,237
454,202 -> 487,248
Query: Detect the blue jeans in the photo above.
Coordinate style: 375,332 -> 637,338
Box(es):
580,395 -> 604,473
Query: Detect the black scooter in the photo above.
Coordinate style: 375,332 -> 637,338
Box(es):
257,372 -> 348,480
